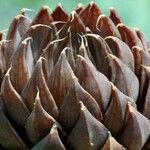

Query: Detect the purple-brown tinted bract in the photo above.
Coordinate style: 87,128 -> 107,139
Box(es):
0,2 -> 150,150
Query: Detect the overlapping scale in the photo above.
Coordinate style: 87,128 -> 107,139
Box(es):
0,108 -> 28,149
96,15 -> 121,38
59,11 -> 86,52
120,104 -> 150,150
47,49 -> 75,108
138,66 -> 150,119
75,55 -> 111,113
31,6 -> 53,26
0,2 -> 150,150
68,102 -> 108,150
35,57 -> 58,119
52,4 -> 69,30
101,132 -> 126,150
79,2 -> 102,33
103,84 -> 136,137
102,54 -> 139,102
10,37 -> 33,94
31,124 -> 66,150
109,7 -> 122,26
59,77 -> 102,134
4,14 -> 31,69
105,36 -> 134,71
22,24 -> 53,63
117,23 -> 143,49
132,46 -> 150,77
25,92 -> 55,144
85,33 -> 112,71
1,69 -> 30,128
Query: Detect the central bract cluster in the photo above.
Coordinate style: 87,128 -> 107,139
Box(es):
0,2 -> 150,150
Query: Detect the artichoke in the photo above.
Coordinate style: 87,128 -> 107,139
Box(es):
0,2 -> 150,150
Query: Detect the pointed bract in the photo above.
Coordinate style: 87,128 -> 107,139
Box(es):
97,15 -> 121,38
79,2 -> 102,33
48,49 -> 75,108
31,6 -> 53,26
117,23 -> 143,49
109,7 -> 122,25
0,109 -> 28,150
103,54 -> 139,102
59,77 -> 102,133
35,57 -> 58,119
120,104 -> 150,150
25,92 -> 55,144
102,132 -> 126,150
68,102 -> 108,150
75,55 -> 111,113
10,38 -> 33,94
105,36 -> 134,72
1,70 -> 30,127
31,124 -> 65,150
22,24 -> 53,62
103,84 -> 136,136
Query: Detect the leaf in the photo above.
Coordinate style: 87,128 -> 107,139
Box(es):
79,2 -> 102,33
31,6 -> 53,26
0,109 -> 28,150
120,104 -> 150,150
68,102 -> 108,150
31,124 -> 65,150
1,69 -> 30,128
59,77 -> 102,134
103,54 -> 139,102
75,55 -> 111,114
47,49 -> 75,108
105,36 -> 134,72
10,37 -> 33,94
35,57 -> 58,119
25,92 -> 55,144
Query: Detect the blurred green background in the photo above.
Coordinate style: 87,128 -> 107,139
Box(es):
0,0 -> 150,39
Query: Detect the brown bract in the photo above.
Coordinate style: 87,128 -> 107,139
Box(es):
75,55 -> 111,114
75,3 -> 84,14
0,3 -> 150,149
48,50 -> 74,108
68,102 -> 108,150
120,104 -> 150,150
102,132 -> 126,150
31,6 -> 53,26
59,77 -> 102,134
52,4 -> 69,30
85,34 -> 112,71
79,2 -> 102,33
35,57 -> 58,119
5,14 -> 31,69
0,108 -> 28,149
97,15 -> 121,39
31,124 -> 66,150
1,69 -> 30,128
103,84 -> 136,137
105,36 -> 134,72
59,11 -> 86,52
22,24 -> 53,63
138,66 -> 150,119
117,23 -> 143,49
103,54 -> 139,102
25,92 -> 55,144
109,7 -> 122,26
10,38 -> 33,94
